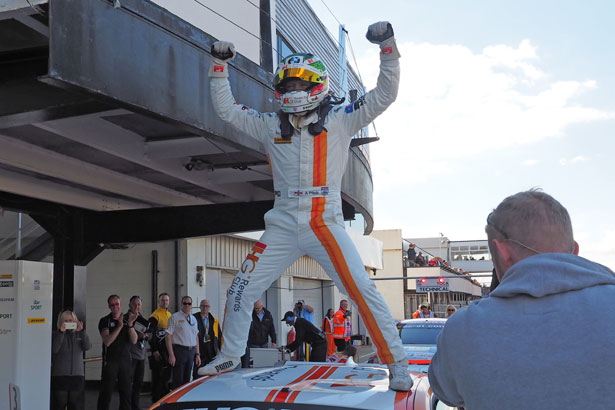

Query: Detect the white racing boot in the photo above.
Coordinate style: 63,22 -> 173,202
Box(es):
388,359 -> 413,392
197,354 -> 241,376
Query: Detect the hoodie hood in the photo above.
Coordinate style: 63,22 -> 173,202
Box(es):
491,253 -> 615,299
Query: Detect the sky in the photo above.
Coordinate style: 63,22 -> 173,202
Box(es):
305,0 -> 615,269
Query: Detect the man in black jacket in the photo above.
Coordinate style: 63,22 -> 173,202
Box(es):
279,311 -> 327,362
248,300 -> 277,348
97,295 -> 138,410
193,299 -> 221,378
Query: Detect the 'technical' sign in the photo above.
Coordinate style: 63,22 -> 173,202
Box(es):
416,277 -> 450,293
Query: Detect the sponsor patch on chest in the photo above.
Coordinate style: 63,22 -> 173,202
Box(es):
274,136 -> 292,144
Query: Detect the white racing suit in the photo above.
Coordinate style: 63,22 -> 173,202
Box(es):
209,49 -> 405,365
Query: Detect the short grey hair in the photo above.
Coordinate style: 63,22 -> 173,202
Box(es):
485,188 -> 574,253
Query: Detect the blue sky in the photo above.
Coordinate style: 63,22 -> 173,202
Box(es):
307,0 -> 615,268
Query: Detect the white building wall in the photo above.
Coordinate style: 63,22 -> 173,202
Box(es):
407,236 -> 451,260
369,229 -> 405,320
84,241 -> 176,381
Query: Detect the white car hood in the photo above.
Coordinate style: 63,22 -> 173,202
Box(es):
151,361 -> 430,410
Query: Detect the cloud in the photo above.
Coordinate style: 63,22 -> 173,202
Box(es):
356,39 -> 614,190
559,155 -> 588,166
577,229 -> 615,270
522,159 -> 538,166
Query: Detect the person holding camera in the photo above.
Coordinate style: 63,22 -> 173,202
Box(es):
333,300 -> 351,352
51,310 -> 91,410
97,294 -> 137,410
279,311 -> 327,362
293,299 -> 315,324
127,296 -> 150,410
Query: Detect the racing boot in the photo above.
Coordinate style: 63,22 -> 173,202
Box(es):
197,354 -> 241,376
388,359 -> 413,392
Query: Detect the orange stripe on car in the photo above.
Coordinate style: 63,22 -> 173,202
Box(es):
265,365 -> 320,402
274,366 -> 329,402
154,375 -> 216,405
286,365 -> 338,403
394,390 -> 413,410
309,201 -> 394,364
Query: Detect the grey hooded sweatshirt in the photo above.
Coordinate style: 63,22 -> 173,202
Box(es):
51,329 -> 92,377
428,253 -> 615,410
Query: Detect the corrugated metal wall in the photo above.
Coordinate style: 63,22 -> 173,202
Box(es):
275,0 -> 363,101
276,0 -> 372,162
204,235 -> 329,280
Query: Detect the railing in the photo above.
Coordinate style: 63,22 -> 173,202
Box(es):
432,303 -> 467,318
0,217 -> 44,259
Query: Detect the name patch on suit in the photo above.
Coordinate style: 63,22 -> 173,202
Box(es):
274,137 -> 292,144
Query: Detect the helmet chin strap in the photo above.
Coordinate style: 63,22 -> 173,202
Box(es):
278,94 -> 346,139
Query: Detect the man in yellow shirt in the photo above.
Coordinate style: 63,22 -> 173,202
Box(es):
148,293 -> 171,401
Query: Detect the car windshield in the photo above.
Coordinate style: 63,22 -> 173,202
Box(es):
400,323 -> 444,344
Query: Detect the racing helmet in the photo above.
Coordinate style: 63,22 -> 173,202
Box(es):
273,53 -> 329,114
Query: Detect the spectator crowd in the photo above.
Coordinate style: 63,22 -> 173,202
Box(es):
52,292 -> 356,410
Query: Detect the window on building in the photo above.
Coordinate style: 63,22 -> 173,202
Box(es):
451,245 -> 491,261
276,32 -> 295,64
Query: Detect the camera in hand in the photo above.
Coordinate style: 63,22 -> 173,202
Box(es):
65,322 -> 77,330
344,311 -> 351,318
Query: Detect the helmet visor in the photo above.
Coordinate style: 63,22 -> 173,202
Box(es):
274,68 -> 324,91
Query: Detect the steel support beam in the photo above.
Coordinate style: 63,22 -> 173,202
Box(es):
0,191 -> 272,248
0,133 -> 207,207
81,200 -> 273,243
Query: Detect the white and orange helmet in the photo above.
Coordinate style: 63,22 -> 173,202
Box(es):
273,53 -> 329,114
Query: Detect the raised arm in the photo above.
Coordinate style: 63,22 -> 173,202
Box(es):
208,41 -> 277,145
337,21 -> 401,137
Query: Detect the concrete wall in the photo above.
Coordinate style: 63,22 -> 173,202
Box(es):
85,241 -> 176,381
369,229 -> 405,320
407,236 -> 451,260
454,259 -> 493,273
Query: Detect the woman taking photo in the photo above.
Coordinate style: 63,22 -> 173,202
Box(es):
51,310 -> 91,410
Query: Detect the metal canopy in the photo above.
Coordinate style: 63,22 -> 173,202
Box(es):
0,0 -> 367,244
0,0 -> 278,214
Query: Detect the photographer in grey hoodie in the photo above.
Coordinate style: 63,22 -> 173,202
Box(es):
429,189 -> 615,410
51,310 -> 91,410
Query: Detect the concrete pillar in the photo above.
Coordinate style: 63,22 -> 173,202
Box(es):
186,238 -> 207,309
274,275 -> 293,345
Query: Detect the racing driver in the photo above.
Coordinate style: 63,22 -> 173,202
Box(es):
199,21 -> 411,392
